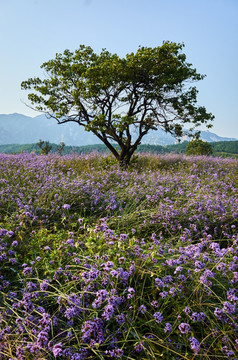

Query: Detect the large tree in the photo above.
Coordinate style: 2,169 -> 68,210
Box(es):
21,42 -> 214,167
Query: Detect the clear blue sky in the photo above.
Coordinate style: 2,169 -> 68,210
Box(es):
0,0 -> 237,138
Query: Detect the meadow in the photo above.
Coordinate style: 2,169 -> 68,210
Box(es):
0,152 -> 237,359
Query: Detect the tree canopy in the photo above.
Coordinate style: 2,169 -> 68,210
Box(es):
21,42 -> 214,166
186,139 -> 213,156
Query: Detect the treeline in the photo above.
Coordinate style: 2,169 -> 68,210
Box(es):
0,140 -> 237,157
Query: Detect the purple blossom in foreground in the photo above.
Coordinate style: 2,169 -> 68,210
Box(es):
178,323 -> 190,334
189,337 -> 200,354
127,287 -> 135,299
105,348 -> 124,358
139,305 -> 147,314
102,304 -> 114,320
153,312 -> 163,323
134,341 -> 144,353
62,204 -> 71,210
52,342 -> 62,358
223,301 -> 236,315
164,322 -> 172,333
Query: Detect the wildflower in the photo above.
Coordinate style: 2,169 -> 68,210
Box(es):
174,266 -> 183,273
222,301 -> 236,315
40,279 -> 49,291
62,204 -> 70,210
92,298 -> 101,309
153,312 -> 163,323
159,291 -> 168,298
119,233 -> 127,241
155,278 -> 164,287
118,256 -> 125,264
164,322 -> 172,333
190,312 -> 206,322
66,238 -> 74,247
116,313 -> 126,324
96,289 -> 108,301
134,341 -> 144,353
22,266 -> 33,276
52,342 -> 63,358
139,305 -> 147,314
102,304 -> 114,320
9,258 -> 17,264
105,348 -> 124,358
37,330 -> 49,347
183,307 -> 191,315
127,287 -> 135,299
189,337 -> 200,354
214,308 -> 225,320
178,323 -> 190,334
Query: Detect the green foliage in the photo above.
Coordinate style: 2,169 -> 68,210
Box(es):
37,139 -> 52,154
186,139 -> 213,155
57,141 -> 65,155
22,42 -> 214,166
1,140 -> 237,158
211,140 -> 238,154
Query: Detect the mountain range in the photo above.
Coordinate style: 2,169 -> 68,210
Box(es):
0,113 -> 236,146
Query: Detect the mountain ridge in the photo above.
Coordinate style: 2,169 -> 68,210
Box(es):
0,113 -> 236,146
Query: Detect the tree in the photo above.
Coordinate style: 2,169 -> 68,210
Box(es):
58,141 -> 65,155
21,42 -> 214,167
186,139 -> 213,156
37,140 -> 52,155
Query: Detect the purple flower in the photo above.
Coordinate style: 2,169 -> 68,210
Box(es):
119,233 -> 127,241
116,313 -> 126,324
40,279 -> 49,291
190,312 -> 206,322
37,330 -> 48,347
189,337 -> 200,354
155,278 -> 164,287
214,307 -> 226,320
66,238 -> 74,247
151,300 -> 159,308
9,258 -> 17,264
22,266 -> 33,276
127,287 -> 135,299
183,306 -> 191,315
164,322 -> 172,333
105,348 -> 123,358
178,323 -> 190,334
81,318 -> 105,344
52,342 -> 62,358
153,312 -> 163,323
222,301 -> 236,315
134,341 -> 144,353
62,204 -> 70,210
139,305 -> 147,314
159,291 -> 168,298
102,304 -> 114,320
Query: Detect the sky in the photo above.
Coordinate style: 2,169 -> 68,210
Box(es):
0,0 -> 237,138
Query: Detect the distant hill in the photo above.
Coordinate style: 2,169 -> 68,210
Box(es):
0,113 -> 236,146
0,140 -> 237,158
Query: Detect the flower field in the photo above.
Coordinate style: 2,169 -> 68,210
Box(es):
0,152 -> 238,359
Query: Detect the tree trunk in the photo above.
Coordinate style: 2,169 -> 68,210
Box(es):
119,152 -> 131,169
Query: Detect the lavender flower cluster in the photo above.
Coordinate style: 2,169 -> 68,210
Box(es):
0,153 -> 237,359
